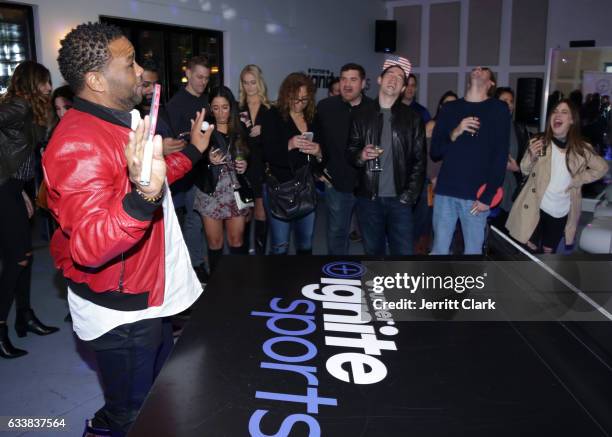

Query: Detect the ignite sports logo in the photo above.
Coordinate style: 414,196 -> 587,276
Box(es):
248,262 -> 399,437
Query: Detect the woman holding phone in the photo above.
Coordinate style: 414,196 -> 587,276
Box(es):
506,99 -> 608,253
262,72 -> 323,255
238,65 -> 271,254
193,86 -> 249,272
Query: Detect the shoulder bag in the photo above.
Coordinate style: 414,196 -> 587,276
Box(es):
265,159 -> 317,221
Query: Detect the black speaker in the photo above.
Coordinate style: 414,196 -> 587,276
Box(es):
375,20 -> 396,53
570,40 -> 595,47
515,77 -> 543,125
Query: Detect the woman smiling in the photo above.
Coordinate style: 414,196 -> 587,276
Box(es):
506,99 -> 608,253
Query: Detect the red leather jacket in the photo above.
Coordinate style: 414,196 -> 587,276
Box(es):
43,99 -> 200,308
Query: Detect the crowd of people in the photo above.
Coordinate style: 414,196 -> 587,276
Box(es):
0,21 -> 609,436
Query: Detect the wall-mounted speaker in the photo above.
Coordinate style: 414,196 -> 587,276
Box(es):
515,77 -> 543,125
570,40 -> 596,47
375,20 -> 396,53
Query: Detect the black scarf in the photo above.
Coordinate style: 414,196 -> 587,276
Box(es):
552,136 -> 567,149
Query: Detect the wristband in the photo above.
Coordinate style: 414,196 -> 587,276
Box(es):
135,187 -> 164,203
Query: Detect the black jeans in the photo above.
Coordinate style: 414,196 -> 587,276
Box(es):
528,209 -> 568,253
0,179 -> 32,321
86,317 -> 163,436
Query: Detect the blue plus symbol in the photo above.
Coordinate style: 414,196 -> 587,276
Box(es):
323,262 -> 366,279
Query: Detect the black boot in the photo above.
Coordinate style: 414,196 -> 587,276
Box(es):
193,263 -> 210,286
241,220 -> 252,254
208,248 -> 223,274
255,220 -> 268,255
15,309 -> 59,338
229,245 -> 249,255
0,323 -> 27,359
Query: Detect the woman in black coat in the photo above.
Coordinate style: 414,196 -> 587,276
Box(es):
262,72 -> 323,255
0,61 -> 58,359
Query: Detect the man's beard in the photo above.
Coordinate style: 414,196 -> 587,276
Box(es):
117,93 -> 142,111
108,78 -> 143,111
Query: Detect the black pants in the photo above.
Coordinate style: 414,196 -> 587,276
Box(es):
86,318 -> 164,436
528,209 -> 568,253
0,179 -> 32,321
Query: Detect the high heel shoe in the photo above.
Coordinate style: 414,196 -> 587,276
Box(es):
15,309 -> 59,338
0,324 -> 28,359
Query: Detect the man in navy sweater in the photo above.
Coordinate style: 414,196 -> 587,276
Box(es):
430,67 -> 510,254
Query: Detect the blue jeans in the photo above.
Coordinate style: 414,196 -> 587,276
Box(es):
263,185 -> 317,254
184,185 -> 205,266
431,194 -> 489,255
326,187 -> 356,255
356,196 -> 414,256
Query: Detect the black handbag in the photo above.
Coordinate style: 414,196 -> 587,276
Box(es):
233,172 -> 255,210
265,161 -> 317,221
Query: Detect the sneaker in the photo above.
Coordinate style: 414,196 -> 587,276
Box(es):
193,263 -> 209,285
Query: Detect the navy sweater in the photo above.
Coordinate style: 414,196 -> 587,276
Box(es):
430,98 -> 510,205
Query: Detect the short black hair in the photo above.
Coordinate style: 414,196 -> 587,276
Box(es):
495,86 -> 514,99
58,22 -> 124,93
327,77 -> 339,93
408,73 -> 417,85
140,58 -> 160,74
340,63 -> 366,80
51,85 -> 74,103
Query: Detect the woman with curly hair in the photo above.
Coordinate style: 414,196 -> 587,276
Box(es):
261,72 -> 323,255
506,99 -> 608,253
0,60 -> 58,359
238,64 -> 271,254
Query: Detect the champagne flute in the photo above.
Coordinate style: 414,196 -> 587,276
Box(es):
372,145 -> 384,172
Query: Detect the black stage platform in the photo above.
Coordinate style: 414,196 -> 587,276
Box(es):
129,242 -> 612,436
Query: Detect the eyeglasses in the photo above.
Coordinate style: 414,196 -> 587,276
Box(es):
293,97 -> 309,104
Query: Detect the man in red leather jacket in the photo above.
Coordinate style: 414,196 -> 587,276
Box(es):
42,22 -> 213,436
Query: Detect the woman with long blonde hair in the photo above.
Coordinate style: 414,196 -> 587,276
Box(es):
238,64 -> 271,254
0,61 -> 58,359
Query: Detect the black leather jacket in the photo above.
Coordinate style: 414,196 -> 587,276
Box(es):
346,98 -> 426,204
0,96 -> 34,185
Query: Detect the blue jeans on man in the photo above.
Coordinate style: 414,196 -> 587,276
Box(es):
431,194 -> 488,255
356,196 -> 414,256
326,186 -> 356,255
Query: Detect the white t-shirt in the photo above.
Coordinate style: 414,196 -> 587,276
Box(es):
540,145 -> 572,218
68,182 -> 203,341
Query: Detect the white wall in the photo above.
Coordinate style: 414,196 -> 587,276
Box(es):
547,0 -> 612,49
385,0 -> 612,111
385,0 -> 546,109
24,0 -> 386,100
